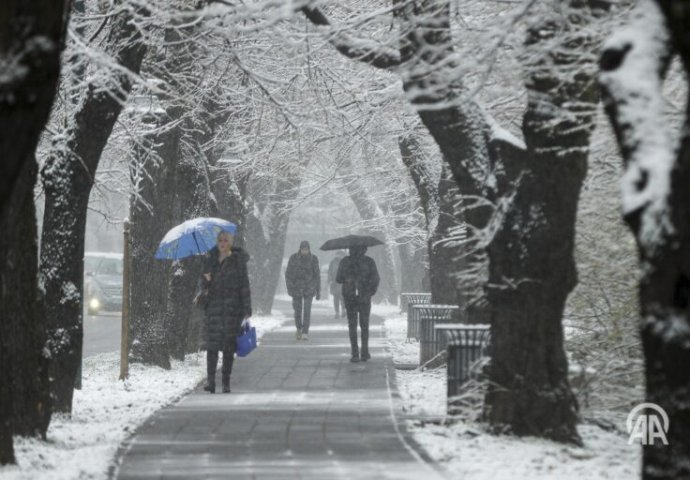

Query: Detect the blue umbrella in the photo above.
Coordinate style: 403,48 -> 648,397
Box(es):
155,217 -> 237,260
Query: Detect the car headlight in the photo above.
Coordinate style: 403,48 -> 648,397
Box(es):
89,298 -> 101,310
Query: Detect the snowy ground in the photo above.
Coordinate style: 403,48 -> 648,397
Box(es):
0,312 -> 287,480
376,305 -> 642,480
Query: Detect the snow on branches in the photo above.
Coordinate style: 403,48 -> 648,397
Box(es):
599,0 -> 675,256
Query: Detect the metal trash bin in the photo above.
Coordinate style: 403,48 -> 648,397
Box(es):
416,305 -> 460,364
443,325 -> 491,411
403,293 -> 432,339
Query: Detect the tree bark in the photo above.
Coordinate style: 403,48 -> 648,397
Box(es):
129,124 -> 176,369
397,133 -> 439,229
601,1 -> 690,476
164,145 -> 212,360
391,0 -> 497,316
0,0 -> 69,464
304,0 -> 596,442
0,162 -> 50,444
246,174 -> 301,314
129,5 -> 205,367
484,2 -> 602,444
39,3 -> 147,413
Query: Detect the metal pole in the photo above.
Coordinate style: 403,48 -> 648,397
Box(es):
119,219 -> 131,380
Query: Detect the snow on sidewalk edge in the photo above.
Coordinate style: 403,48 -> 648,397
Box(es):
375,305 -> 641,480
0,312 -> 287,480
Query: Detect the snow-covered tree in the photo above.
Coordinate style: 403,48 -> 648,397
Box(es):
600,1 -> 690,476
0,0 -> 70,465
40,0 -> 149,413
302,0 -> 611,443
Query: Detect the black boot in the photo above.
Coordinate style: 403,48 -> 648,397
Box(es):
360,314 -> 370,361
221,349 -> 233,393
206,351 -> 218,393
348,315 -> 359,363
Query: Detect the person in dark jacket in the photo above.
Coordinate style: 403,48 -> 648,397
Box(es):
197,230 -> 252,393
336,245 -> 380,362
285,240 -> 320,341
328,251 -> 345,318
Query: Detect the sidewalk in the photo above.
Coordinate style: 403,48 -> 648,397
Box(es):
114,301 -> 444,479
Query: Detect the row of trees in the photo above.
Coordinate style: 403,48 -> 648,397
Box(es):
2,0 -> 688,477
2,1 -> 429,464
300,1 -> 690,478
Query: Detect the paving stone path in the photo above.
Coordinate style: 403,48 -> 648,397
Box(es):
115,301 -> 444,479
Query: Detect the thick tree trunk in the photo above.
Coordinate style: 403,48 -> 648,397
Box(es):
39,4 -> 147,412
0,1 -> 67,210
485,3 -> 600,444
129,6 -> 204,367
0,162 -> 50,441
394,1 -> 495,315
129,123 -> 179,369
165,260 -> 199,359
304,0 -> 594,442
601,1 -> 690,476
0,0 -> 69,463
164,147 -> 212,360
397,133 -> 439,228
485,154 -> 586,442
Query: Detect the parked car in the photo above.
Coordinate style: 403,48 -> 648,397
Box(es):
84,252 -> 123,315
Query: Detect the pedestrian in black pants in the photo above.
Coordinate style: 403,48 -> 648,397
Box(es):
336,245 -> 380,362
195,231 -> 252,393
285,240 -> 321,340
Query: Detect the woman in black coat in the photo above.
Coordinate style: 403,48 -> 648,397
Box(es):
198,230 -> 252,393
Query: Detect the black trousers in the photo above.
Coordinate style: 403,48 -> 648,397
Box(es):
207,343 -> 235,387
344,296 -> 371,357
292,295 -> 313,333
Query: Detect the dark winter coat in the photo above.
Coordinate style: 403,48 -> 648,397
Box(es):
200,246 -> 252,351
336,250 -> 380,300
285,243 -> 320,298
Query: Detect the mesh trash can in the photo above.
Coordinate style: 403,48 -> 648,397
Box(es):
416,305 -> 460,364
404,293 -> 432,339
443,325 -> 491,412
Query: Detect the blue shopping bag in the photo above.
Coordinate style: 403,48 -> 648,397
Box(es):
236,323 -> 257,357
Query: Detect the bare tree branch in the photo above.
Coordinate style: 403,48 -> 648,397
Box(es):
301,5 -> 401,70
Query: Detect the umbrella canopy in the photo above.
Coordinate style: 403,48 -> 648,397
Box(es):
155,217 -> 237,260
320,234 -> 384,251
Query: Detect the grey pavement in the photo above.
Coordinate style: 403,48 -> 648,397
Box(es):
114,301 -> 444,480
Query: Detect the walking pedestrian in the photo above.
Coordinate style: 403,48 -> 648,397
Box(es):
336,245 -> 380,362
328,251 -> 345,318
195,230 -> 252,393
285,240 -> 321,340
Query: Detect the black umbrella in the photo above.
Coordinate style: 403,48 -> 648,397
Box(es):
320,234 -> 384,251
